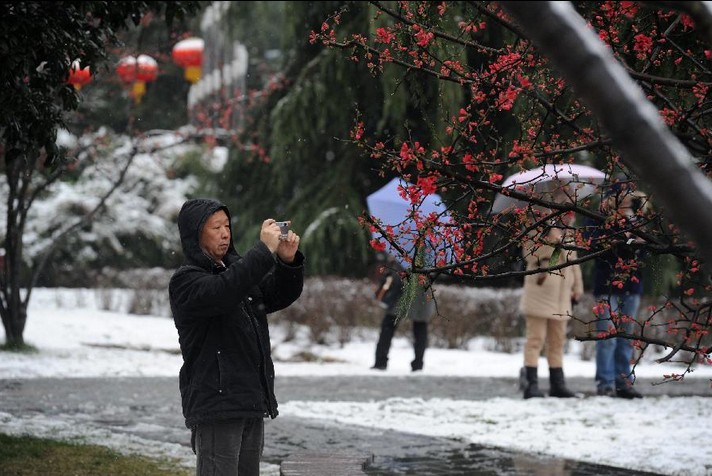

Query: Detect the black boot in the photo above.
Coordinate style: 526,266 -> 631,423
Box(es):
520,366 -> 545,399
411,321 -> 427,372
549,367 -> 576,398
373,315 -> 396,370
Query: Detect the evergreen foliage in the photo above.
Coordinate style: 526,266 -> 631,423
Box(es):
211,2 -> 470,277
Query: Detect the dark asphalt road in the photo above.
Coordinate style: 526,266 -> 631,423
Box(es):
1,375 -> 707,475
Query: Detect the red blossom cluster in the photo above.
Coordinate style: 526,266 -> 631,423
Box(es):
308,1 -> 712,374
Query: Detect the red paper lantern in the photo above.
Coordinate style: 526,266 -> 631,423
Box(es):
116,56 -> 138,84
172,37 -> 204,84
115,55 -> 159,104
67,60 -> 92,90
135,54 -> 158,83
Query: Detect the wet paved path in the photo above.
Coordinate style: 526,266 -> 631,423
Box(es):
1,375 -> 707,475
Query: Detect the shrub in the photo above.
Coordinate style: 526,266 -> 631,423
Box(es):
88,269 -> 616,359
429,285 -> 523,351
271,276 -> 383,346
271,276 -> 525,351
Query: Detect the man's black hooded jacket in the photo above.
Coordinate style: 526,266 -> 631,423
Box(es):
169,198 -> 304,428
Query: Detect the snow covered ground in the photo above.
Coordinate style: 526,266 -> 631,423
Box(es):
1,288 -> 711,476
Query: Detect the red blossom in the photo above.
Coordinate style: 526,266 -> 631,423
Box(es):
399,142 -> 415,164
619,1 -> 638,17
633,33 -> 653,60
415,29 -> 434,47
495,85 -> 519,111
370,239 -> 387,252
489,52 -> 521,74
681,14 -> 695,30
488,173 -> 503,184
376,27 -> 395,44
462,153 -> 478,172
417,175 -> 438,195
458,108 -> 468,123
459,21 -> 478,33
312,1 -> 710,361
403,184 -> 424,205
352,121 -> 365,140
693,83 -> 708,105
659,108 -> 678,126
517,74 -> 532,88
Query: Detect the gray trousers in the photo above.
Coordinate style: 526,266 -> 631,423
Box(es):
192,418 -> 264,476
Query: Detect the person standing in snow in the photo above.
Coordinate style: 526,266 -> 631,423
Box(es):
371,253 -> 435,372
519,184 -> 584,399
588,182 -> 649,399
169,198 -> 304,475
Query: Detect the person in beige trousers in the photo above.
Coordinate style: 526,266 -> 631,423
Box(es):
519,209 -> 583,399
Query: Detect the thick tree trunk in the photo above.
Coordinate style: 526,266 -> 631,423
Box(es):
1,305 -> 27,348
1,239 -> 27,348
2,159 -> 29,348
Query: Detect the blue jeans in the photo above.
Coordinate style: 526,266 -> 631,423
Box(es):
594,293 -> 641,390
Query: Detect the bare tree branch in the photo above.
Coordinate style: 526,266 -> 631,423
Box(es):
24,133 -> 196,305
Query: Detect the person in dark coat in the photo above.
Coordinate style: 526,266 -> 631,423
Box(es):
169,198 -> 304,475
588,185 -> 648,399
371,254 -> 435,372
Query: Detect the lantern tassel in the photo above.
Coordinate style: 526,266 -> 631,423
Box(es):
184,66 -> 201,84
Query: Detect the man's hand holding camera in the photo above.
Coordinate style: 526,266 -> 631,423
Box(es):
261,219 -> 300,264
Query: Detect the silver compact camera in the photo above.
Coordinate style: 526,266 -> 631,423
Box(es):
276,221 -> 290,238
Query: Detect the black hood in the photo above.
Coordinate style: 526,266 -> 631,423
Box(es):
177,198 -> 236,269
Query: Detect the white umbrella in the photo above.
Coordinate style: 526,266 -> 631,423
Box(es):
366,177 -> 451,267
491,163 -> 606,214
